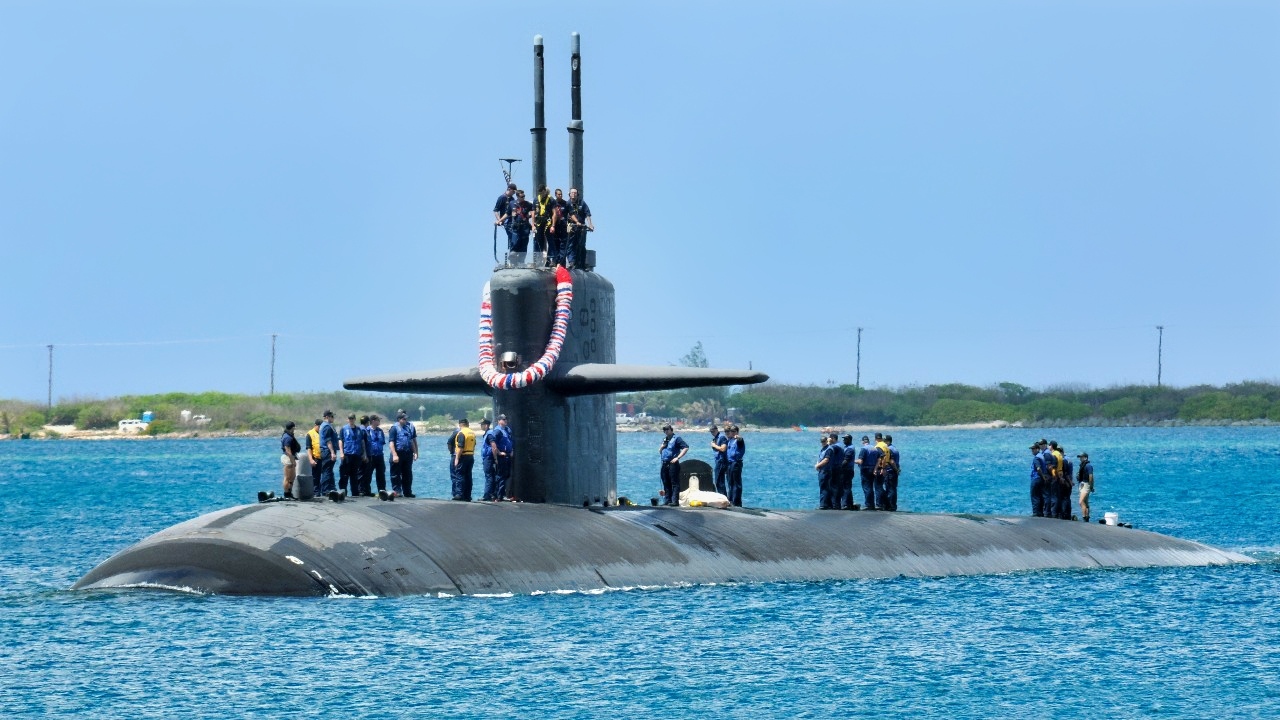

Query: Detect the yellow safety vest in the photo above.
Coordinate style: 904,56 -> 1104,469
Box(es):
307,427 -> 322,461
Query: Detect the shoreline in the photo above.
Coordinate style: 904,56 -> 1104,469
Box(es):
4,417 -> 1275,441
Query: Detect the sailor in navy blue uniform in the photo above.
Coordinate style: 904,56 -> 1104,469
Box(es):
389,411 -> 418,497
480,418 -> 497,501
565,187 -> 593,269
1030,443 -> 1049,517
856,436 -> 875,510
816,436 -> 835,509
659,424 -> 689,506
839,434 -> 856,509
339,413 -> 367,496
725,425 -> 745,506
710,424 -> 729,497
365,415 -> 387,495
493,414 -> 514,500
318,410 -> 339,495
493,183 -> 517,249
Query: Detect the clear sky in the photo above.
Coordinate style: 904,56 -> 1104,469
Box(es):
2,0 -> 1277,403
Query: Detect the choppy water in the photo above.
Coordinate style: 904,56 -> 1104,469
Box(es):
2,427 -> 1278,718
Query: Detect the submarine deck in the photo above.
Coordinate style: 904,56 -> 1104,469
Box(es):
72,498 -> 1250,597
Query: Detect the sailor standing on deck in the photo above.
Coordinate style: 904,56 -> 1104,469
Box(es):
339,413 -> 368,496
366,415 -> 388,497
1076,453 -> 1094,523
388,411 -> 418,498
280,421 -> 300,498
883,434 -> 901,511
839,434 -> 856,510
453,418 -> 477,502
318,410 -> 339,495
493,414 -> 514,500
1029,443 -> 1050,517
710,424 -> 729,497
856,435 -> 875,510
659,424 -> 689,506
871,433 -> 890,510
479,418 -> 497,501
725,425 -> 745,507
816,435 -> 835,509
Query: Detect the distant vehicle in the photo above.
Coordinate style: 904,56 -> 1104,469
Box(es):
117,419 -> 149,433
191,415 -> 211,425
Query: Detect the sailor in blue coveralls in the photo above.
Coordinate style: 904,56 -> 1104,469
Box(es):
318,410 -> 339,495
710,424 -> 729,497
839,434 -> 856,509
856,436 -> 875,510
1029,443 -> 1049,517
659,425 -> 689,506
815,436 -> 834,509
389,411 -> 418,498
365,415 -> 388,495
725,425 -> 745,506
492,415 -> 514,500
339,413 -> 367,496
479,418 -> 497,501
865,434 -> 884,510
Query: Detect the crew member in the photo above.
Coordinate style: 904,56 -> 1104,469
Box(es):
357,415 -> 373,496
339,413 -> 366,496
366,414 -> 388,497
551,188 -> 570,267
839,434 -> 856,510
280,421 -> 301,498
565,187 -> 593,269
493,182 -> 516,249
453,418 -> 477,501
446,419 -> 462,497
510,189 -> 534,255
710,424 -> 729,497
827,432 -> 845,509
492,414 -> 514,501
725,424 -> 745,507
1076,452 -> 1094,523
1058,448 -> 1075,520
479,418 -> 497,501
389,411 -> 418,498
305,419 -> 322,492
872,432 -> 890,510
659,424 -> 689,506
883,434 -> 900,511
318,410 -> 339,495
815,435 -> 834,509
856,435 -> 875,510
534,185 -> 556,263
1030,443 -> 1049,517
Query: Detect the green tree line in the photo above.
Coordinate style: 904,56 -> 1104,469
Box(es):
622,381 -> 1280,426
0,391 -> 491,436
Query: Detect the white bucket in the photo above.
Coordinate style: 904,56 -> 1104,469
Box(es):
1104,511 -> 1119,526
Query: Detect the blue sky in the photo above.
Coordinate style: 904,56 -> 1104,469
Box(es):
2,0 -> 1277,402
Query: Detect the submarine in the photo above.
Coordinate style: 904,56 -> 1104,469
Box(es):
73,34 -> 1249,597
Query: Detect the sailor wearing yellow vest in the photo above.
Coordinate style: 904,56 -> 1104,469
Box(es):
452,418 -> 478,502
305,418 -> 322,485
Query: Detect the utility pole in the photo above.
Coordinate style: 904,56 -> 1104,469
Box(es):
856,328 -> 863,388
1156,325 -> 1164,387
270,334 -> 277,396
46,344 -> 53,420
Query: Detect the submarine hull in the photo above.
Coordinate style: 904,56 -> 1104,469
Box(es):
72,499 -> 1249,597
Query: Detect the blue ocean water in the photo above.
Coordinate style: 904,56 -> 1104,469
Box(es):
1,426 -> 1278,718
